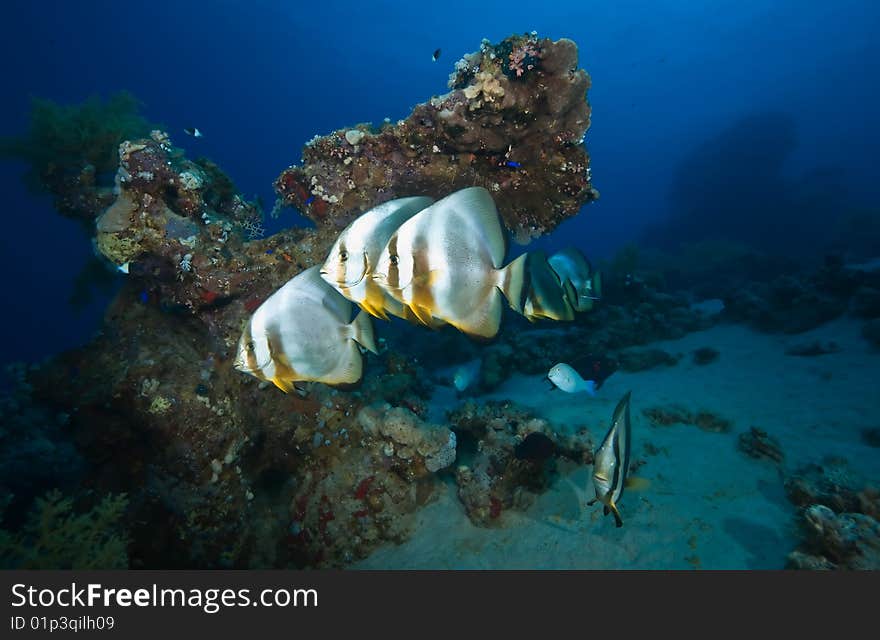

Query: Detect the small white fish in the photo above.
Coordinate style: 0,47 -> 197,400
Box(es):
589,391 -> 632,527
184,127 -> 203,138
452,358 -> 481,392
234,266 -> 377,391
547,363 -> 596,395
117,262 -> 130,274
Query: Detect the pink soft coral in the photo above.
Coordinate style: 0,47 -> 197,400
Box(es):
508,42 -> 540,77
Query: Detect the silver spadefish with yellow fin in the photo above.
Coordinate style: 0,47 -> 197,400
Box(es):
515,251 -> 576,322
589,390 -> 632,527
371,186 -> 527,339
233,266 -> 378,391
320,196 -> 437,323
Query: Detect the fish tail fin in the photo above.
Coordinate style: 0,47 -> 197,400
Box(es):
349,310 -> 378,354
584,379 -> 597,396
496,252 -> 528,312
592,271 -> 602,300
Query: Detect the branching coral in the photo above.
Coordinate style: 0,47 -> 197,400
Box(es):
0,490 -> 129,569
0,92 -> 156,194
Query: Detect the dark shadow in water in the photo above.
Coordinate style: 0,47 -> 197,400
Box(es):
722,517 -> 787,569
755,473 -> 791,510
644,111 -> 856,263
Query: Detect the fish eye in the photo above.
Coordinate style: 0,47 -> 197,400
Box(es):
339,250 -> 348,262
246,341 -> 255,352
389,255 -> 399,266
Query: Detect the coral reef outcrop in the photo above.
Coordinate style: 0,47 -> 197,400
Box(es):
274,34 -> 598,243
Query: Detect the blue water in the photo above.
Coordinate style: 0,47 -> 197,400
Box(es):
1,0 -> 878,361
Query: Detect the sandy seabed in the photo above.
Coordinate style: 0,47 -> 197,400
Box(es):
354,318 -> 879,569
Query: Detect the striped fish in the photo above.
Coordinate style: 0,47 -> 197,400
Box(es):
233,266 -> 378,391
320,196 -> 440,325
512,251 -> 576,322
371,187 -> 527,339
548,247 -> 602,312
589,390 -> 632,527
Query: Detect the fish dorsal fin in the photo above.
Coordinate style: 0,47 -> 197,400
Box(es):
444,187 -> 506,267
368,196 -> 434,226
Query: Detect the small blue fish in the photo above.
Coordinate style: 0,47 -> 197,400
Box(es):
305,195 -> 315,205
505,160 -> 522,168
139,290 -> 149,304
265,249 -> 274,255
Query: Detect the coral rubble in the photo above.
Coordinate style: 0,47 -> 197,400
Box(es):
642,405 -> 732,433
617,347 -> 681,372
784,460 -> 880,569
737,427 -> 784,464
274,34 -> 598,243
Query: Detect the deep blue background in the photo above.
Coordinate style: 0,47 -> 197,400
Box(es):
2,0 -> 877,363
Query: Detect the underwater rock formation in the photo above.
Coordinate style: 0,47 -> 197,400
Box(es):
784,458 -> 880,570
722,259 -> 879,334
787,505 -> 880,570
275,34 -> 598,243
448,401 -> 592,526
357,404 -> 457,474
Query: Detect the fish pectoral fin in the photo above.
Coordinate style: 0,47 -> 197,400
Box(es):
271,377 -> 295,394
409,304 -> 436,328
610,503 -> 623,528
360,301 -> 389,321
